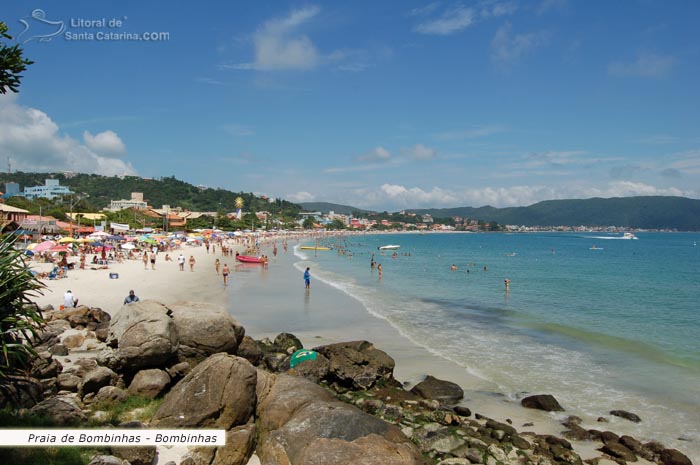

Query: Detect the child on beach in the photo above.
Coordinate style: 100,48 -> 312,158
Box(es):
304,267 -> 311,289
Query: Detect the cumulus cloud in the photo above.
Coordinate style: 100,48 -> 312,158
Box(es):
83,130 -> 126,156
357,146 -> 392,163
491,22 -> 548,64
0,94 -> 136,176
287,191 -> 315,202
231,6 -> 321,71
414,5 -> 476,35
608,52 -> 676,78
404,144 -> 437,160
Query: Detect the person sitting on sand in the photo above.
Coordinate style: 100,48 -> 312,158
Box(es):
64,290 -> 78,308
123,290 -> 140,305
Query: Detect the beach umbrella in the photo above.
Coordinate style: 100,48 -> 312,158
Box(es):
121,242 -> 136,250
107,235 -> 124,241
289,349 -> 319,368
88,231 -> 110,239
24,250 -> 35,256
32,241 -> 56,253
58,237 -> 78,243
77,238 -> 95,243
50,244 -> 70,253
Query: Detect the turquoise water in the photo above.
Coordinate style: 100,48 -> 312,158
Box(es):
296,232 -> 700,447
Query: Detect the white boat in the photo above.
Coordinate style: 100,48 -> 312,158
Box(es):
622,232 -> 639,240
378,245 -> 400,250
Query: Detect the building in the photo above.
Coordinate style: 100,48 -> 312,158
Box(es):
2,182 -> 20,199
108,192 -> 148,211
22,179 -> 73,200
0,204 -> 29,233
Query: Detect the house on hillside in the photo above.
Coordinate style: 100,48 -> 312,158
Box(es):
108,192 -> 148,211
23,179 -> 73,200
1,204 -> 30,233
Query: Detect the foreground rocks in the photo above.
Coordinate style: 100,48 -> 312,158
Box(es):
9,301 -> 694,465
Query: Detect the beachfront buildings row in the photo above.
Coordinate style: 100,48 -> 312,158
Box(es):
2,179 -> 73,200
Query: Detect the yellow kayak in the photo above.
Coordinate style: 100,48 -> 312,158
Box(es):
300,246 -> 330,251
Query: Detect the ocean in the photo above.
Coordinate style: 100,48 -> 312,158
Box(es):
294,232 -> 700,453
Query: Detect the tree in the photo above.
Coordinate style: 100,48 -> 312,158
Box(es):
0,235 -> 46,383
302,217 -> 316,229
0,21 -> 33,94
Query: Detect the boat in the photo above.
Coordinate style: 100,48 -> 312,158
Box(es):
235,255 -> 267,264
378,245 -> 400,250
621,232 -> 639,240
300,246 -> 330,251
590,245 -> 604,250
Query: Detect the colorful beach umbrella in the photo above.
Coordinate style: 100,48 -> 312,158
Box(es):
58,237 -> 78,243
32,241 -> 56,253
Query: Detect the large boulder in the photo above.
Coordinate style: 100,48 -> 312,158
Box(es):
190,422 -> 257,465
152,353 -> 256,429
128,368 -> 171,399
107,300 -> 179,371
29,396 -> 87,425
410,375 -> 464,405
168,302 -> 245,361
521,394 -> 565,412
236,336 -> 263,366
79,366 -> 119,397
257,373 -> 425,465
314,340 -> 396,390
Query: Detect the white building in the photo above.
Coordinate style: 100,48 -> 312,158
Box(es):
108,192 -> 148,211
23,179 -> 73,200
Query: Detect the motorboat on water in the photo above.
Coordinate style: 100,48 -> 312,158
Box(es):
378,245 -> 400,250
622,232 -> 639,240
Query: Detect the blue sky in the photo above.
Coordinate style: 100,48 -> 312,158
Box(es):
1,1 -> 699,210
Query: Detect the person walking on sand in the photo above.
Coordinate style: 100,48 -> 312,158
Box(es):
222,263 -> 230,285
189,255 -> 196,272
304,267 -> 311,290
142,251 -> 148,270
177,253 -> 185,271
215,258 -> 220,274
150,251 -> 157,270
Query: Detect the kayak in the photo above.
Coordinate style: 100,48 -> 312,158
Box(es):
236,255 -> 267,263
300,246 -> 330,251
378,245 -> 400,250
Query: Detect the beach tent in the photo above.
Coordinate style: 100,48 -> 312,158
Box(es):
289,349 -> 318,368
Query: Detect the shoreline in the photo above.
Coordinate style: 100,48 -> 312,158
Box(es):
26,232 -> 696,463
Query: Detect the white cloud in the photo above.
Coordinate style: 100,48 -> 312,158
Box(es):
0,94 -> 136,176
608,52 -> 676,78
83,130 -> 126,156
434,125 -> 505,140
669,150 -> 700,175
223,124 -> 255,137
414,5 -> 476,35
405,144 -> 437,160
491,22 -> 547,64
231,6 -> 321,71
287,191 -> 315,202
480,1 -> 518,18
357,146 -> 392,163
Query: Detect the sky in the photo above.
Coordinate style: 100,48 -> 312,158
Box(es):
1,1 -> 699,211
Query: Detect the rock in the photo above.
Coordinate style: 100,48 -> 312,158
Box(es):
165,361 -> 191,382
619,435 -> 645,455
287,352 -> 330,384
95,328 -> 109,343
314,340 -> 396,390
107,300 -> 179,372
30,355 -> 62,379
562,424 -> 592,441
79,366 -> 119,397
0,375 -> 44,408
411,375 -> 464,405
89,307 -> 111,326
438,459 -> 471,465
263,352 -> 289,372
94,386 -> 129,404
273,332 -> 303,353
190,422 -> 256,465
599,442 -> 637,462
414,426 -> 466,453
485,419 -> 517,437
57,373 -> 82,392
236,336 -> 263,365
128,369 -> 171,399
50,344 -> 69,356
152,353 -> 256,429
609,409 -> 641,423
75,357 -> 99,376
521,394 -> 564,412
87,455 -> 128,465
62,333 -> 86,349
465,447 -> 485,463
453,405 -> 472,417
29,396 -> 87,425
110,446 -> 156,465
168,301 -> 244,360
659,449 -> 692,465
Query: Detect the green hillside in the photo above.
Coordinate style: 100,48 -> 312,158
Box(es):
298,202 -> 372,215
409,196 -> 700,230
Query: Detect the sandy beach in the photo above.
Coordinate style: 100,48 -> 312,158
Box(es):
27,235 -> 694,464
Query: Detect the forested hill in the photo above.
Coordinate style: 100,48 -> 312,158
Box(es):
409,196 -> 700,230
298,202 -> 372,215
0,172 -> 301,215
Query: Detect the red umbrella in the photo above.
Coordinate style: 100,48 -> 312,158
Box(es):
50,245 -> 70,253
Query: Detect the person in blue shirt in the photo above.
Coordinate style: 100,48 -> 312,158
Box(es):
124,290 -> 140,305
303,267 -> 311,289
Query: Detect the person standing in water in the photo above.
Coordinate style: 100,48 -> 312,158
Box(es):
304,267 -> 311,289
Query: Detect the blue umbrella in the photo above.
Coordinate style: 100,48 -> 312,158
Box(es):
24,250 -> 35,256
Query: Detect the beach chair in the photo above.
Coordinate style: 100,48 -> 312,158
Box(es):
47,267 -> 59,280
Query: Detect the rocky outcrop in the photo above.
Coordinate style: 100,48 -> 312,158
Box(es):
107,300 -> 179,372
410,375 -> 464,405
314,340 -> 396,390
29,396 -> 87,425
128,368 -> 170,399
168,302 -> 245,361
610,409 -> 642,423
152,353 -> 256,429
79,366 -> 119,397
236,336 -> 263,366
521,394 -> 565,412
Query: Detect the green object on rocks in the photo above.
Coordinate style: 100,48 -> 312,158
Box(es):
289,349 -> 317,368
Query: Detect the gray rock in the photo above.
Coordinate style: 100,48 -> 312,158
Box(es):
599,442 -> 637,462
190,422 -> 256,465
94,386 -> 129,404
29,396 -> 87,425
110,446 -> 156,465
79,366 -> 119,397
128,369 -> 171,399
411,375 -> 464,405
236,336 -> 262,365
57,373 -> 82,392
453,405 -> 472,417
314,340 -> 396,390
30,355 -> 62,379
659,449 -> 692,465
50,344 -> 69,356
521,394 -> 564,412
168,301 -> 244,360
165,361 -> 191,382
286,352 -> 330,384
107,300 -> 179,372
610,409 -> 642,423
87,454 -> 128,465
273,332 -> 303,353
263,352 -> 289,372
62,333 -> 85,349
152,353 -> 256,429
